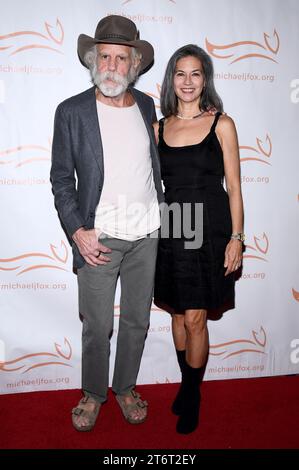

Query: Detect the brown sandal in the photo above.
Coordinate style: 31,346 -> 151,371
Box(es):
116,389 -> 148,424
72,396 -> 101,432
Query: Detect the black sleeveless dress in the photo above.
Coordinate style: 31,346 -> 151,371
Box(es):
154,113 -> 235,312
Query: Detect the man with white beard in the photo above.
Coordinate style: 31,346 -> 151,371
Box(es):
50,15 -> 163,431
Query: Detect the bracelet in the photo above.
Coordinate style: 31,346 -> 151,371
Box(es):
231,232 -> 245,242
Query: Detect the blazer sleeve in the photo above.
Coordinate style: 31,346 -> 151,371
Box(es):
150,97 -> 158,125
50,104 -> 85,239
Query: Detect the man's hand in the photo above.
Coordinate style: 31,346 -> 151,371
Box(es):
72,227 -> 112,266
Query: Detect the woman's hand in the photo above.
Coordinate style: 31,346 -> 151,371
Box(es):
224,239 -> 243,276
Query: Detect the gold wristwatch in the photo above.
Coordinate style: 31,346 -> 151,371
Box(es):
231,232 -> 245,242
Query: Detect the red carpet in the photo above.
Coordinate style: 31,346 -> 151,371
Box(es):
1,375 -> 299,449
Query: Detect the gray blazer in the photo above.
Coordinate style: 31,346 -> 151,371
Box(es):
50,86 -> 164,270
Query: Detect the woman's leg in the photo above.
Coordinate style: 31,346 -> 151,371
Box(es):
184,309 -> 209,368
171,313 -> 187,415
172,309 -> 209,364
172,313 -> 186,350
176,309 -> 208,434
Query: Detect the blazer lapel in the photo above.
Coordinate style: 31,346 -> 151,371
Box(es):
80,87 -> 104,178
131,88 -> 156,148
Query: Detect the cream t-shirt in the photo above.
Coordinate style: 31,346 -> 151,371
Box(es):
94,99 -> 160,240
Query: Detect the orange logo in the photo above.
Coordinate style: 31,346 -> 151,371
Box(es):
292,289 -> 299,302
244,233 -> 269,262
240,134 -> 272,165
210,326 -> 266,359
0,18 -> 64,56
0,338 -> 72,373
0,141 -> 51,168
0,240 -> 69,275
205,30 -> 279,64
146,83 -> 161,109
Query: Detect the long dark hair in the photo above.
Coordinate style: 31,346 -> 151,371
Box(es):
160,44 -> 223,117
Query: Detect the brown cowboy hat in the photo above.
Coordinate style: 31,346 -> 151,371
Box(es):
78,15 -> 154,73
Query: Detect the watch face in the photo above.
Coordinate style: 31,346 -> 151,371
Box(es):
231,233 -> 245,241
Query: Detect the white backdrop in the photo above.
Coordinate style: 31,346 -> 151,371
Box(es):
1,0 -> 299,395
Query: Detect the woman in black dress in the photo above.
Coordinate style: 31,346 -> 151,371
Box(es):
153,45 -> 244,434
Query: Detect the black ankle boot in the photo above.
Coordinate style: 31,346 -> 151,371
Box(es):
171,350 -> 186,415
176,363 -> 205,434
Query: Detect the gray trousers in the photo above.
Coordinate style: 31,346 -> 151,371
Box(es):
77,233 -> 158,403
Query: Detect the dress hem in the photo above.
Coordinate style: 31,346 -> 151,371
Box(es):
154,296 -> 235,315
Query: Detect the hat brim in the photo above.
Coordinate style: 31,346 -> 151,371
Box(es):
77,34 -> 154,74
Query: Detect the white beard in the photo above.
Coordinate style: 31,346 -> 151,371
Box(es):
92,69 -> 137,98
98,80 -> 127,97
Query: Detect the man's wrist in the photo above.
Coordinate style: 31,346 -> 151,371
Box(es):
72,226 -> 86,241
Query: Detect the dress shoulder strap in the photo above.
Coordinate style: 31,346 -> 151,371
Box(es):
158,118 -> 165,143
210,112 -> 222,133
